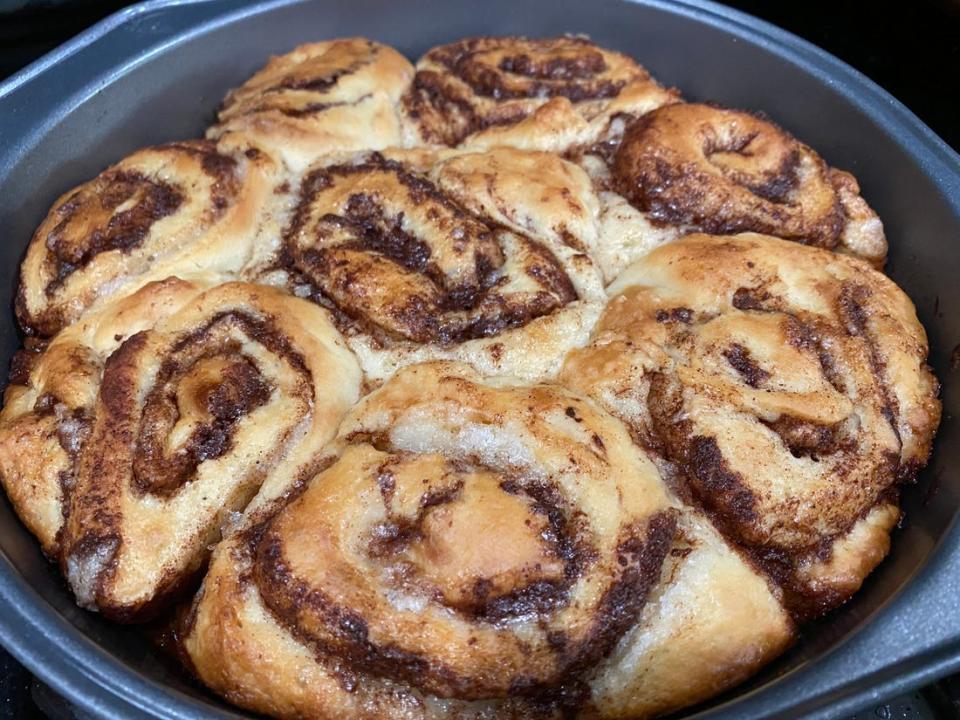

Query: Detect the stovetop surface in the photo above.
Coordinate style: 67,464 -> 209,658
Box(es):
0,0 -> 958,718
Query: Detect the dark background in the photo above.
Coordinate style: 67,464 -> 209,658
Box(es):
1,0 -> 959,718
1,0 -> 958,151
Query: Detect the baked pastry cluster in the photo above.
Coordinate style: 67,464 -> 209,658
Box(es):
0,35 -> 939,719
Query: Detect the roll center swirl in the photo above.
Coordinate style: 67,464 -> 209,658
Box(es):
284,155 -> 578,344
133,350 -> 272,497
365,455 -> 581,618
46,171 -> 186,290
701,125 -> 800,203
125,311 -> 312,498
613,104 -> 845,246
433,38 -> 627,101
247,363 -> 677,700
31,141 -> 242,307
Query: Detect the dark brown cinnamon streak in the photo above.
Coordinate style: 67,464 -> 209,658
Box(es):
282,153 -> 578,345
403,36 -> 676,149
0,279 -> 361,622
561,233 -> 940,617
612,103 -> 888,265
16,138 -> 275,337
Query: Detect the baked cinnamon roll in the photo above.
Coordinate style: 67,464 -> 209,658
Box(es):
561,233 -> 940,616
598,103 -> 886,280
0,279 -> 197,556
185,361 -> 668,716
0,278 -> 361,620
401,36 -> 677,153
267,149 -> 606,382
209,39 -> 414,171
16,136 -> 277,337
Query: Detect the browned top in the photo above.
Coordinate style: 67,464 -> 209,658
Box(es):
561,233 -> 940,617
42,142 -> 235,298
43,171 -> 186,292
251,452 -> 675,701
282,153 -> 578,345
208,361 -> 679,711
428,37 -> 630,102
217,39 -> 408,122
403,36 -> 659,147
59,304 -> 313,620
208,39 -> 414,172
613,103 -> 875,252
6,281 -> 364,623
17,140 -> 245,336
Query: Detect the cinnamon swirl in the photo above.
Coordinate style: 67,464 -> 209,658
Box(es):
561,233 -> 940,615
185,361 -> 689,718
268,149 -> 606,382
600,103 -> 887,279
16,135 -> 277,337
401,36 -> 677,153
0,278 -> 361,620
209,39 -> 414,171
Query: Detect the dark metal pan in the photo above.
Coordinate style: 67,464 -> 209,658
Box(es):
1,0 -> 959,718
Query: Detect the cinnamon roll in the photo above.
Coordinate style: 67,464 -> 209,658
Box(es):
0,279 -> 197,556
269,149 -> 606,382
0,278 -> 361,620
209,39 -> 414,172
600,103 -> 887,279
16,136 -> 277,337
185,361 -> 691,718
561,233 -> 940,616
401,36 -> 677,153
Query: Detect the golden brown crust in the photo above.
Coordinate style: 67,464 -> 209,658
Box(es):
185,361 -> 680,718
0,278 -> 202,557
1,279 -> 361,621
588,512 -> 794,719
431,146 -> 601,255
402,36 -> 677,152
266,149 -> 606,382
0,411 -> 73,556
210,39 -> 414,171
561,233 -> 940,616
606,104 -> 887,277
16,136 -> 278,337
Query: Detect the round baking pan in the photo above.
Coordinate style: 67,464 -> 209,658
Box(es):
1,0 -> 959,718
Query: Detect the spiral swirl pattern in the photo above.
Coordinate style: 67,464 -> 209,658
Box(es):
0,279 -> 361,620
275,151 -> 605,381
402,36 -> 677,152
210,39 -> 414,171
609,104 -> 887,272
0,279 -> 201,557
17,137 -> 276,337
561,233 -> 939,614
184,361 -> 679,717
